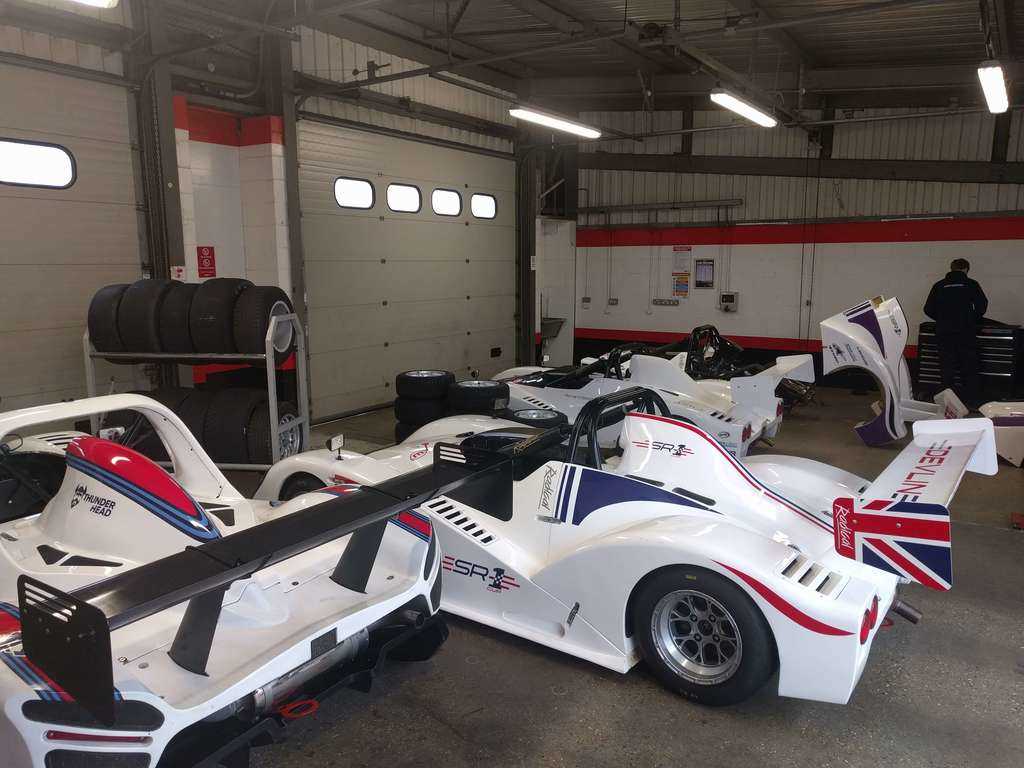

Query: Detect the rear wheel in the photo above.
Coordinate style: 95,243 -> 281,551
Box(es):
632,567 -> 774,706
280,472 -> 327,501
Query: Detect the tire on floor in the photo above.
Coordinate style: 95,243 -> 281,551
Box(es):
395,370 -> 455,400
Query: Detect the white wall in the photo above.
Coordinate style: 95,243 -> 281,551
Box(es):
535,218 -> 577,367
575,226 -> 1024,348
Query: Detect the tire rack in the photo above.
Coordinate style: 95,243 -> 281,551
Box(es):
83,313 -> 311,470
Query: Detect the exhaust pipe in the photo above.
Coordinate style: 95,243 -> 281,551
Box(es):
890,599 -> 922,624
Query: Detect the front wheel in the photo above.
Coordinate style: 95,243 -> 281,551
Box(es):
633,567 -> 775,706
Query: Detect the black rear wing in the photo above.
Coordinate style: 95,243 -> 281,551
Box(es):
18,443 -> 511,726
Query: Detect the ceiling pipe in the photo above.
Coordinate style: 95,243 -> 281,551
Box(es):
579,199 -> 744,214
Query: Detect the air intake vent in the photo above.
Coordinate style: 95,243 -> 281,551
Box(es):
520,395 -> 555,410
779,552 -> 845,597
421,497 -> 495,545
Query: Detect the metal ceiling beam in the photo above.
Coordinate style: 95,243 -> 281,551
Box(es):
0,49 -> 136,88
294,70 -> 516,139
991,0 -> 1015,58
449,0 -> 473,33
319,10 -> 525,91
579,199 -> 744,214
502,0 -> 675,73
156,0 -> 298,39
312,30 -> 628,95
578,152 -> 1024,184
0,0 -> 133,50
671,0 -> 942,44
724,0 -> 812,65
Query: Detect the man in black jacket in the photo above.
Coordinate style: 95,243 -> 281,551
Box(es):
923,258 -> 988,406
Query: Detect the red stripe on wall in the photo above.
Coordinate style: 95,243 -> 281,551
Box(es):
576,216 -> 1024,247
172,94 -> 189,131
573,326 -> 919,357
241,115 -> 285,146
186,105 -> 241,146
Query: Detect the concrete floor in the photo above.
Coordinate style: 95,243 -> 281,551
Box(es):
254,389 -> 1024,768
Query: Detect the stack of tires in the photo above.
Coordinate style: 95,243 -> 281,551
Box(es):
101,386 -> 299,465
88,277 -> 296,362
393,371 -> 568,442
393,370 -> 454,442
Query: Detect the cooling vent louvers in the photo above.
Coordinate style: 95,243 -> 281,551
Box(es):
779,552 -> 844,597
421,497 -> 495,545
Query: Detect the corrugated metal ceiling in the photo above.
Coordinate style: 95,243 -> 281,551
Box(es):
352,0 -> 1001,77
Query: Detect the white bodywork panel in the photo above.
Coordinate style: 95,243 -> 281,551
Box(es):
821,296 -> 968,446
0,396 -> 439,768
978,402 -> 1024,467
263,402 -> 995,705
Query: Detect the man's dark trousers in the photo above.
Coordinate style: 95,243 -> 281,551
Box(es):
936,331 -> 981,406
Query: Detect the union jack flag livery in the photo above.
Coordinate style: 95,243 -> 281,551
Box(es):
833,497 -> 952,591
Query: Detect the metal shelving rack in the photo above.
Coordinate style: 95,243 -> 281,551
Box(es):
84,313 -> 311,470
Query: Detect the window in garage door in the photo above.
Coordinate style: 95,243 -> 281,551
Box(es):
297,120 -> 515,418
0,64 -> 141,410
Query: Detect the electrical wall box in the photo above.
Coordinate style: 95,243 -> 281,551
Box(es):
652,298 -> 680,306
607,297 -> 619,306
719,291 -> 739,312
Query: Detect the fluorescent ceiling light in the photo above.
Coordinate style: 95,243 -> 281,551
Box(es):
977,60 -> 1009,114
709,89 -> 777,128
509,107 -> 601,139
70,0 -> 120,7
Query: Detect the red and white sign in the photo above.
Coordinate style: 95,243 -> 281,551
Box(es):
170,265 -> 185,281
197,246 -> 217,278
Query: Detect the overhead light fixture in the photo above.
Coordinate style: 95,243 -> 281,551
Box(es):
69,0 -> 120,7
709,88 -> 777,128
977,60 -> 1009,114
508,107 -> 601,139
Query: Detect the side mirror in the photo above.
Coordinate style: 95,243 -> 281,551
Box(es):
326,435 -> 345,454
98,426 -> 126,442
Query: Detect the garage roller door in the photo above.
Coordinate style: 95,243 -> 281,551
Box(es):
0,64 -> 141,410
298,120 -> 516,418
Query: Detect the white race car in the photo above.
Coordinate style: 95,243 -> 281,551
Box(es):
261,387 -> 997,706
822,296 -> 1023,467
0,394 -> 463,768
491,335 -> 814,457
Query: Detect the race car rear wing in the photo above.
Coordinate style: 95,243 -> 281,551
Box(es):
832,418 -> 997,591
18,444 -> 512,726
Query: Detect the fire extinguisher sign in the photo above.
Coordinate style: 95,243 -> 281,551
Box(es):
197,246 -> 217,278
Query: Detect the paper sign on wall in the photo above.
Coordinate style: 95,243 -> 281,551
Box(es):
170,265 -> 185,281
672,272 -> 690,298
197,246 -> 217,278
672,245 -> 692,273
695,258 -> 715,288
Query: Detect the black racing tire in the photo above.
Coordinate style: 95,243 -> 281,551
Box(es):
174,389 -> 216,445
246,401 -> 300,464
447,379 -> 510,414
395,370 -> 455,400
88,284 -> 129,353
280,472 -> 328,501
159,282 -> 199,355
203,388 -> 268,464
117,279 -> 176,353
233,285 -> 295,363
505,408 -> 568,429
394,397 -> 447,427
189,278 -> 254,353
394,422 -> 417,443
632,567 -> 775,707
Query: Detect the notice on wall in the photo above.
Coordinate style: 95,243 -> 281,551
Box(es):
197,246 -> 217,278
695,258 -> 715,288
672,245 -> 692,273
672,271 -> 690,298
170,265 -> 185,281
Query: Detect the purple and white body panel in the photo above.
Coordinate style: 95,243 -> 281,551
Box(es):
978,401 -> 1024,467
821,296 -> 968,446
